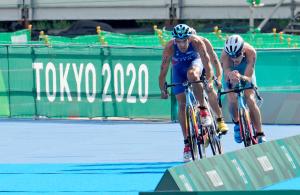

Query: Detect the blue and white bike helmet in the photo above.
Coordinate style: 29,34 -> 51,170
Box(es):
172,24 -> 192,39
224,34 -> 244,58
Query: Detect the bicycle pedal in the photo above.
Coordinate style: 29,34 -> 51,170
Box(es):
220,131 -> 228,135
215,132 -> 221,138
217,129 -> 228,136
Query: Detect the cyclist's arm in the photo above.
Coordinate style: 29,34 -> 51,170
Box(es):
192,37 -> 213,81
241,45 -> 256,83
220,50 -> 231,81
159,41 -> 172,91
202,38 -> 222,82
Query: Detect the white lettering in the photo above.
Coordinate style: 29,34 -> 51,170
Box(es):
114,63 -> 124,102
32,62 -> 149,104
102,63 -> 112,102
32,62 -> 43,100
281,146 -> 297,169
45,62 -> 56,102
231,159 -> 248,184
60,63 -> 72,101
85,63 -> 96,103
139,64 -> 148,103
73,63 -> 84,101
126,63 -> 137,103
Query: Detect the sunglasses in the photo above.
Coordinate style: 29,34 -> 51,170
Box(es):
229,51 -> 243,59
175,38 -> 188,42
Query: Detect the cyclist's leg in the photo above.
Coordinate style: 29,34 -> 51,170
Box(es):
187,60 -> 212,126
200,69 -> 222,118
176,93 -> 193,161
187,59 -> 205,106
206,89 -> 221,117
244,89 -> 266,143
197,69 -> 228,133
172,67 -> 192,161
244,72 -> 265,142
226,82 -> 239,122
226,81 -> 242,143
176,93 -> 187,139
244,89 -> 263,133
228,93 -> 239,121
205,88 -> 228,133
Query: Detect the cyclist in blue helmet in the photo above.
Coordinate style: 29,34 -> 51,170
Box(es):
221,34 -> 266,144
172,24 -> 192,39
159,24 -> 228,162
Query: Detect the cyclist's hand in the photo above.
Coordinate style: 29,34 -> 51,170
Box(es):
161,89 -> 169,99
206,79 -> 214,92
229,70 -> 240,84
215,79 -> 223,90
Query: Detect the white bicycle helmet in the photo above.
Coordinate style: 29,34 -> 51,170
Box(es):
172,24 -> 192,39
224,34 -> 244,58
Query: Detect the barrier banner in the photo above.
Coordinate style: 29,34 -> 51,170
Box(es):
155,135 -> 300,191
0,45 -> 171,119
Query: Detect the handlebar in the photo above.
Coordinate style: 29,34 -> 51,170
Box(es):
217,83 -> 262,108
164,80 -> 204,90
164,76 -> 219,91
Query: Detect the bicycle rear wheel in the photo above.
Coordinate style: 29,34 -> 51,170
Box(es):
207,125 -> 223,155
206,100 -> 223,155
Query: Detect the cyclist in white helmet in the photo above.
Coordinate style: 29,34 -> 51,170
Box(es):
158,24 -> 227,162
221,34 -> 266,144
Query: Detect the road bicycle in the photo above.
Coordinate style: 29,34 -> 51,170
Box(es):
165,79 -> 223,160
218,82 -> 263,147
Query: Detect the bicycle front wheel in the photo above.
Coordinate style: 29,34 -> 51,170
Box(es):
186,106 -> 200,160
239,108 -> 253,147
195,112 -> 205,159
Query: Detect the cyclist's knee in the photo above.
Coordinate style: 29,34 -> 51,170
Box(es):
245,96 -> 256,107
205,86 -> 214,93
244,89 -> 254,97
187,69 -> 200,81
245,91 -> 256,107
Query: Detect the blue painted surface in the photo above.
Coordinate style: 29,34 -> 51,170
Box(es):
0,162 -> 182,194
0,119 -> 299,194
263,177 -> 300,190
